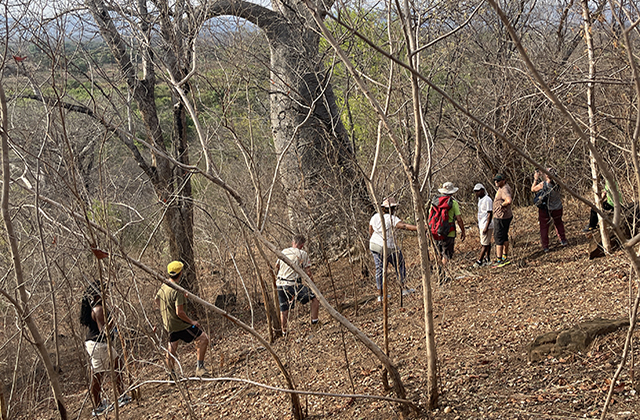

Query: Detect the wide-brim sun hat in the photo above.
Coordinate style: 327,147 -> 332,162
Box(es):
438,182 -> 459,195
167,261 -> 184,276
381,196 -> 398,208
473,183 -> 485,191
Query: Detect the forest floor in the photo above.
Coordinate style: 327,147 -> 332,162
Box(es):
50,200 -> 639,419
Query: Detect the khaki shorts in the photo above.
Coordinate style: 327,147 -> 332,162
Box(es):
85,340 -> 117,373
480,228 -> 493,246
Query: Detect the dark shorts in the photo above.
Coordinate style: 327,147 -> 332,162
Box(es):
277,283 -> 315,312
494,217 -> 513,246
169,324 -> 203,343
435,236 -> 456,259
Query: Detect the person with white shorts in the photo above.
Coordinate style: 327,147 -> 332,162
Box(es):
473,183 -> 494,267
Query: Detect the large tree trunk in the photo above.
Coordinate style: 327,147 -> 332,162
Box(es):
268,1 -> 370,248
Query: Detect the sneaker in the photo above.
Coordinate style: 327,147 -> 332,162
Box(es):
402,288 -> 415,296
561,240 -> 569,246
472,260 -> 483,268
497,258 -> 511,267
482,259 -> 492,266
118,395 -> 132,407
92,400 -> 112,416
491,257 -> 504,267
195,366 -> 209,377
377,295 -> 383,302
543,248 -> 550,253
583,226 -> 597,232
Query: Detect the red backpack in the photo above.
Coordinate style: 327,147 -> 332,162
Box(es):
428,195 -> 455,240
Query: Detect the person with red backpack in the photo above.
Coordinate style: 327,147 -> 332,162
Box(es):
429,182 -> 466,267
369,197 -> 417,302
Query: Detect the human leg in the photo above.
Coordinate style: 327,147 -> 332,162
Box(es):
194,331 -> 209,363
277,286 -> 294,333
167,340 -> 180,372
371,251 -> 383,294
310,298 -> 319,321
551,208 -> 566,242
90,371 -> 103,406
539,208 -> 551,249
280,310 -> 289,333
389,251 -> 407,284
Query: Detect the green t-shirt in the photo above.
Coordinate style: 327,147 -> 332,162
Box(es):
156,283 -> 191,333
447,199 -> 461,238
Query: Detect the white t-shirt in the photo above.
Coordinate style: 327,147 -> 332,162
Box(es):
477,194 -> 494,230
369,213 -> 401,249
276,247 -> 311,285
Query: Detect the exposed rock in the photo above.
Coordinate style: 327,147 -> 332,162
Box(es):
528,317 -> 629,362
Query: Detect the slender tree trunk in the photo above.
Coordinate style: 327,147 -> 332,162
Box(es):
0,82 -> 67,420
581,0 -> 611,252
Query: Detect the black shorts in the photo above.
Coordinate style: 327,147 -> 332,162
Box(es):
169,324 -> 203,343
277,283 -> 315,312
435,236 -> 456,259
494,217 -> 513,246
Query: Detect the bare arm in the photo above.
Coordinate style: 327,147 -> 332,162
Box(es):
176,303 -> 200,328
456,215 -> 466,240
531,173 -> 544,192
396,221 -> 417,231
92,305 -> 106,332
484,211 -> 493,234
368,224 -> 374,237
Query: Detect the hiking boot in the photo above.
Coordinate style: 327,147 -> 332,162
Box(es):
118,395 -> 132,407
402,288 -> 415,296
91,400 -> 112,416
195,366 -> 209,377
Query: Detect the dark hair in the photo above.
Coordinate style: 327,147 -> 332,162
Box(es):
79,282 -> 101,327
169,272 -> 181,280
292,234 -> 306,246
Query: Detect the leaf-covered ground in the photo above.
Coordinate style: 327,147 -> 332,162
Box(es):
55,201 -> 639,419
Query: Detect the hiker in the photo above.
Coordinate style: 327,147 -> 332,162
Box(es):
431,182 -> 466,267
80,282 -> 131,416
155,261 -> 210,379
369,197 -> 417,302
472,183 -> 493,267
531,168 -> 568,252
584,178 -> 620,232
275,234 -> 320,333
492,173 -> 513,266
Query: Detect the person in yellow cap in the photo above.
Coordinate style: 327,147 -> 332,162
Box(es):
155,261 -> 210,378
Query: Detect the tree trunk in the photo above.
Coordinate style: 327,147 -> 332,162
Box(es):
0,82 -> 67,420
268,2 -> 370,248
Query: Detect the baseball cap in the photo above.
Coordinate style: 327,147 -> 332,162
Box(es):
167,261 -> 184,276
493,173 -> 505,182
473,183 -> 485,191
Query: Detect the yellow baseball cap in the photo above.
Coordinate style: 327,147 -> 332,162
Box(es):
167,261 -> 184,276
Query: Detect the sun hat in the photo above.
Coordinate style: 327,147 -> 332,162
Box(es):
493,173 -> 505,182
167,261 -> 184,276
438,182 -> 459,195
473,183 -> 485,191
381,197 -> 398,208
